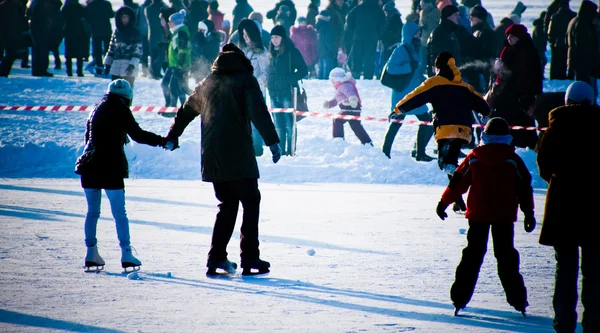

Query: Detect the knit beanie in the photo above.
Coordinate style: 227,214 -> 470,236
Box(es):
483,117 -> 510,136
469,5 -> 488,21
107,79 -> 133,101
270,24 -> 287,37
169,9 -> 186,25
505,23 -> 528,39
441,4 -> 458,18
434,52 -> 454,68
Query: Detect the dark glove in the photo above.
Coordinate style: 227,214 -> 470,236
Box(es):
388,112 -> 400,122
436,201 -> 448,221
162,136 -> 179,151
103,65 -> 111,76
126,64 -> 135,76
269,143 -> 281,163
524,213 -> 536,233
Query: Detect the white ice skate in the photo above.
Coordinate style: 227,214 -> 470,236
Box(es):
121,246 -> 141,273
84,245 -> 105,272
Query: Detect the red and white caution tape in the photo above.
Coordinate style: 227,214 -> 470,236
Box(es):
0,105 -> 545,130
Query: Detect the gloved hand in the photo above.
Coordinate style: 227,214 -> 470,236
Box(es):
436,201 -> 448,221
269,143 -> 281,163
126,64 -> 135,76
524,213 -> 536,233
322,100 -> 330,109
103,65 -> 111,77
348,96 -> 359,108
388,112 -> 400,122
162,136 -> 179,151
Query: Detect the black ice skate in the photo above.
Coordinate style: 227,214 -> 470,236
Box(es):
206,258 -> 238,276
453,304 -> 465,316
121,246 -> 142,273
84,245 -> 105,272
241,258 -> 270,276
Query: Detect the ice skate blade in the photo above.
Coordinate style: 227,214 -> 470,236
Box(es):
83,264 -> 105,273
122,265 -> 141,274
241,268 -> 270,276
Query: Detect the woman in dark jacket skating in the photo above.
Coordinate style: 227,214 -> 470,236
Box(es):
267,24 -> 308,156
75,79 -> 167,273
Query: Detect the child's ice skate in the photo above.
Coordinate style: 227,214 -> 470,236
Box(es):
121,246 -> 141,273
84,245 -> 105,272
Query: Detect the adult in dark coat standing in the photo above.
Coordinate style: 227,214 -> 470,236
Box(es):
469,5 -> 497,92
267,25 -> 308,156
325,0 -> 345,51
164,44 -> 281,276
536,81 -> 600,333
426,5 -> 461,77
184,0 -> 208,37
567,0 -> 600,100
0,0 -> 26,77
75,79 -> 167,272
231,0 -> 253,34
47,0 -> 64,71
306,0 -> 319,27
266,0 -> 297,28
61,0 -> 90,76
145,0 -> 167,78
27,0 -> 55,76
491,24 -> 543,150
85,0 -> 115,74
547,0 -> 576,80
344,0 -> 385,79
380,1 -> 403,68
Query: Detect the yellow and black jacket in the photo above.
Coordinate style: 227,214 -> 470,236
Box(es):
393,58 -> 490,143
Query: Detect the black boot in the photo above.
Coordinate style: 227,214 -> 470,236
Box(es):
414,124 -> 435,162
206,258 -> 238,276
66,58 -> 73,77
76,58 -> 84,77
382,122 -> 402,159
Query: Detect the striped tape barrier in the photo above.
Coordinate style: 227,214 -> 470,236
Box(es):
0,105 -> 545,130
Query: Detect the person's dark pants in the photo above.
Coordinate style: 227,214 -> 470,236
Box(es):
382,112 -> 432,157
332,110 -> 372,144
91,35 -> 110,69
65,57 -> 84,76
208,178 -> 262,263
451,222 -> 528,310
20,47 -> 30,68
161,67 -> 186,107
437,138 -> 467,174
553,246 -> 600,333
348,39 -> 378,80
318,55 -> 336,80
271,95 -> 295,155
550,46 -> 568,80
30,29 -> 49,75
150,45 -> 166,78
50,42 -> 62,69
140,37 -> 149,68
0,46 -> 17,77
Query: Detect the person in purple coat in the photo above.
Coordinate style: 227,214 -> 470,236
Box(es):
290,17 -> 317,77
322,67 -> 373,145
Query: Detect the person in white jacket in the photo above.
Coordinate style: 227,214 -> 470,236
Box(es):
238,18 -> 270,155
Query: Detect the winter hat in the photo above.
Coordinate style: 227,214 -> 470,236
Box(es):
434,51 -> 454,68
505,23 -> 527,39
565,81 -> 594,105
329,67 -> 351,83
483,117 -> 510,136
169,9 -> 186,25
297,16 -> 307,24
383,1 -> 396,11
319,9 -> 330,17
469,5 -> 488,21
107,79 -> 133,101
441,4 -> 459,19
222,43 -> 245,55
270,24 -> 287,37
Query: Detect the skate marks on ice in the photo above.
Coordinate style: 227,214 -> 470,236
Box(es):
0,309 -> 126,333
134,275 -> 553,332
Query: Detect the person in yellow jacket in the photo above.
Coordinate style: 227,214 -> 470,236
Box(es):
393,51 -> 490,212
161,9 -> 191,107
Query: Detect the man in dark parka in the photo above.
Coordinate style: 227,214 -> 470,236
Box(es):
567,0 -> 600,100
536,80 -> 600,333
165,43 -> 281,276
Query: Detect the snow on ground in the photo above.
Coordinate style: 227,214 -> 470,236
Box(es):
0,0 -> 590,332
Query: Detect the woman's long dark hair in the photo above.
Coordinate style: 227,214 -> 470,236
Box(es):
238,19 -> 263,50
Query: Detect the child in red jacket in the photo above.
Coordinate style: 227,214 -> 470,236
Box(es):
435,117 -> 536,316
